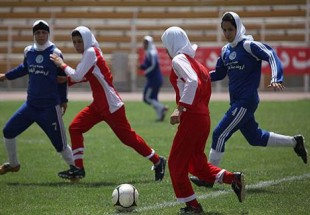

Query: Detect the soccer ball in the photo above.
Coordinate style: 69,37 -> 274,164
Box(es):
112,183 -> 139,212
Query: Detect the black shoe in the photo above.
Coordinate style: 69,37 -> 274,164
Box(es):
232,172 -> 245,203
294,135 -> 308,164
189,176 -> 214,188
0,162 -> 20,175
153,156 -> 166,181
180,204 -> 204,214
58,165 -> 85,181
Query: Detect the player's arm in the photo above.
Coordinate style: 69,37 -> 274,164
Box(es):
0,73 -> 7,81
2,47 -> 30,81
1,63 -> 28,81
53,49 -> 69,115
57,65 -> 69,115
249,41 -> 284,91
209,57 -> 227,82
143,52 -> 157,75
50,48 -> 96,82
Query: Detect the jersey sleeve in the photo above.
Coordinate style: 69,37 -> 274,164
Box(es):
248,41 -> 284,83
64,47 -> 97,82
172,54 -> 198,107
5,59 -> 28,80
209,56 -> 228,82
143,51 -> 157,75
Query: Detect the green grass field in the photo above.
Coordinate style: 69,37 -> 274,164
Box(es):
0,100 -> 309,215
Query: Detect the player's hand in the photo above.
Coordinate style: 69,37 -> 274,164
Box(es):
268,82 -> 285,91
60,103 -> 68,115
0,73 -> 7,81
57,76 -> 67,84
170,109 -> 180,125
50,54 -> 65,68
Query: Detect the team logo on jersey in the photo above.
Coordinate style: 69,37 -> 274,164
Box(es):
229,51 -> 236,60
35,55 -> 44,64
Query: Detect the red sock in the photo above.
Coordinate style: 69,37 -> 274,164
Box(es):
150,154 -> 160,165
186,199 -> 199,208
74,159 -> 83,169
222,171 -> 234,184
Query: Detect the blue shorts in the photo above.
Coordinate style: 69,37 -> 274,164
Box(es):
211,101 -> 270,152
3,102 -> 67,152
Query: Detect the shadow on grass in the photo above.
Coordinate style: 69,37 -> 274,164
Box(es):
6,178 -> 155,188
204,212 -> 224,215
246,187 -> 275,194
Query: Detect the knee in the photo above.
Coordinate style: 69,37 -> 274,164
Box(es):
168,156 -> 179,174
212,128 -> 221,139
55,145 -> 63,152
69,122 -> 81,134
246,137 -> 262,146
143,96 -> 151,105
3,125 -> 14,139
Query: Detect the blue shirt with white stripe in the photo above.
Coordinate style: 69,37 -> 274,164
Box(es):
211,39 -> 283,107
5,44 -> 67,108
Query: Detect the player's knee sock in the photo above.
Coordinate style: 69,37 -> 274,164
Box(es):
267,132 -> 295,147
4,137 -> 19,167
147,149 -> 160,165
214,169 -> 226,183
59,145 -> 74,166
186,199 -> 200,208
208,148 -> 224,167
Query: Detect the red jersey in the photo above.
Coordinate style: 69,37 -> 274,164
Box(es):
169,53 -> 211,114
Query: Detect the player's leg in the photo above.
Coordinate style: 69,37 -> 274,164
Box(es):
59,105 -> 103,180
105,105 -> 166,181
240,115 -> 307,163
209,104 -> 247,166
168,112 -> 201,211
1,103 -> 33,174
69,105 -> 102,168
144,85 -> 168,121
36,105 -> 74,167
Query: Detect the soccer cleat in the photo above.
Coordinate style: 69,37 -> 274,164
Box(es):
231,172 -> 245,203
0,162 -> 20,175
293,135 -> 308,164
180,204 -> 204,214
153,156 -> 166,181
58,165 -> 85,181
157,106 -> 169,122
189,176 -> 214,188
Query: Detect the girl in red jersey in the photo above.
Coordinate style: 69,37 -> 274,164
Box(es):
161,26 -> 245,214
50,26 -> 166,181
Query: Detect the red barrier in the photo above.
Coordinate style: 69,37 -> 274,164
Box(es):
138,47 -> 310,76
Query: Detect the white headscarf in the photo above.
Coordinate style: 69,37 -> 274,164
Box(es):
32,19 -> 54,51
73,26 -> 100,52
223,12 -> 253,47
144,35 -> 158,55
161,26 -> 197,58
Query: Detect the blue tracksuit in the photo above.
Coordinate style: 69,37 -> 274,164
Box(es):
210,39 -> 283,152
3,44 -> 68,152
140,50 -> 163,103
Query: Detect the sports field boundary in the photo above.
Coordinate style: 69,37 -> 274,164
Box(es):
105,173 -> 310,214
1,91 -> 310,102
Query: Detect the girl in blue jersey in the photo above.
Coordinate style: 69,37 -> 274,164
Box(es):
0,20 -> 74,176
139,36 -> 168,121
190,13 -> 307,187
202,12 -> 308,169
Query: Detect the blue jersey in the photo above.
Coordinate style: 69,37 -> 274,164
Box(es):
140,50 -> 163,87
211,39 -> 283,107
5,44 -> 67,108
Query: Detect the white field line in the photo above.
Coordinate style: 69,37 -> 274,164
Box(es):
105,173 -> 310,214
